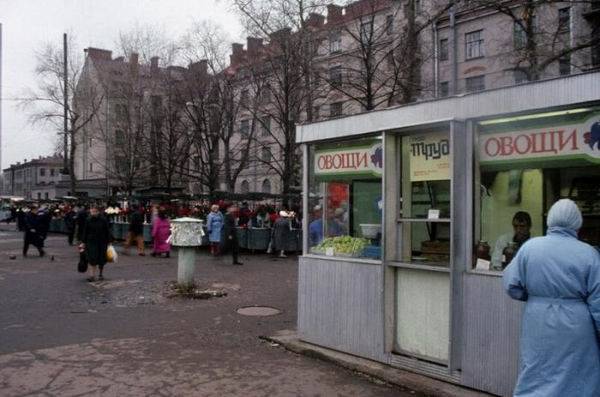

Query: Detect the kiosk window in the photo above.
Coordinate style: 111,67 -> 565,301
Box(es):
474,109 -> 600,271
308,138 -> 382,259
397,132 -> 452,267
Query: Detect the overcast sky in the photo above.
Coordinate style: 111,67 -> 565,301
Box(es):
0,0 -> 244,170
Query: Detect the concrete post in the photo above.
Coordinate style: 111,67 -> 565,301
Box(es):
168,217 -> 205,287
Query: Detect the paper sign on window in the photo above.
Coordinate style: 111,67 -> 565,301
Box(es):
407,132 -> 451,181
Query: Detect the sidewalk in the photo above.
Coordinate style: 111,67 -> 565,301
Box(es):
265,330 -> 494,397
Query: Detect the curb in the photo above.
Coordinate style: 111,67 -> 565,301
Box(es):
262,330 -> 494,397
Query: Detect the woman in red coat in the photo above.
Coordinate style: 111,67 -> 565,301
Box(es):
151,209 -> 171,258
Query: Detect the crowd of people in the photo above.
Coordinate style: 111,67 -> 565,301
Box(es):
3,199 -> 302,279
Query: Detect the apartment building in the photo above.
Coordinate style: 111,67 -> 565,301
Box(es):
2,155 -> 65,199
74,0 -> 599,198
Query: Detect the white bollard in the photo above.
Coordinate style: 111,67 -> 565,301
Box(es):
168,217 -> 205,287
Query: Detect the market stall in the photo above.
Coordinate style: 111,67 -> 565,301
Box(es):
296,71 -> 600,397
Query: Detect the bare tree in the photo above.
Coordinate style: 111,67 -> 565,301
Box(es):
229,0 -> 328,196
21,36 -> 104,195
469,0 -> 600,81
115,23 -> 180,65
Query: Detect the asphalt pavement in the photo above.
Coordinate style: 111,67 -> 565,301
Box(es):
0,225 -> 420,396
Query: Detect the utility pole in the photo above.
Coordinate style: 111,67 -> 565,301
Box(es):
63,33 -> 69,174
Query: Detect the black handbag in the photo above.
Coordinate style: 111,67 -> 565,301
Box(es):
77,252 -> 88,273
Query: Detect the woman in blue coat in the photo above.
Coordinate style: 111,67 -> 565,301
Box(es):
503,199 -> 600,397
206,204 -> 224,255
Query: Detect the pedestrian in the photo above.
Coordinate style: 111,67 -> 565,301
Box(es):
503,199 -> 600,396
22,206 -> 45,257
272,211 -> 292,258
63,206 -> 77,246
75,205 -> 88,243
207,204 -> 224,256
80,205 -> 111,282
151,208 -> 171,258
221,204 -> 242,265
16,207 -> 26,231
124,205 -> 145,256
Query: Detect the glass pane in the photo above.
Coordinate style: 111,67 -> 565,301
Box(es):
307,138 -> 383,259
475,110 -> 600,271
400,221 -> 450,266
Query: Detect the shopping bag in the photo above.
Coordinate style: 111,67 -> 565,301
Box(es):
106,245 -> 118,263
77,252 -> 88,273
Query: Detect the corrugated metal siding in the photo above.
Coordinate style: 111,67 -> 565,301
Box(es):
298,256 -> 386,362
461,273 -> 524,397
297,71 -> 600,143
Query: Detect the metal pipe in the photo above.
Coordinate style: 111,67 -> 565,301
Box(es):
63,33 -> 69,174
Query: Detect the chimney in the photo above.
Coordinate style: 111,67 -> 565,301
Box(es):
150,56 -> 160,77
327,4 -> 343,22
85,47 -> 112,61
246,37 -> 263,57
269,28 -> 292,45
230,43 -> 245,66
114,56 -> 124,62
189,60 -> 208,76
307,13 -> 325,27
129,52 -> 139,76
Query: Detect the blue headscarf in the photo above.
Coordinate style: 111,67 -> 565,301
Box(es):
547,199 -> 582,231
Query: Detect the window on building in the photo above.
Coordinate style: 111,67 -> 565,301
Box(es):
330,102 -> 343,117
262,179 -> 271,194
313,105 -> 320,120
558,7 -> 570,32
559,55 -> 571,75
240,119 -> 250,137
514,21 -> 526,50
37,192 -> 41,200
513,69 -> 529,84
40,168 -> 46,177
307,137 -> 383,259
89,163 -> 93,172
115,104 -> 128,121
261,116 -> 271,136
261,146 -> 272,162
439,81 -> 449,97
115,130 -> 125,146
593,26 -> 600,67
414,0 -> 422,13
474,108 -> 600,272
329,65 -> 342,87
50,168 -> 55,176
465,30 -> 484,59
261,87 -> 271,104
329,31 -> 342,53
439,38 -> 449,61
241,89 -> 249,107
466,75 -> 485,92
240,180 -> 250,194
360,21 -> 373,43
89,137 -> 93,147
44,192 -> 49,200
386,15 -> 394,35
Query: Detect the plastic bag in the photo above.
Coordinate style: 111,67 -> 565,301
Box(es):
106,245 -> 118,263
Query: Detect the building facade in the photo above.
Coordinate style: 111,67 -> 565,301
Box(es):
2,155 -> 65,200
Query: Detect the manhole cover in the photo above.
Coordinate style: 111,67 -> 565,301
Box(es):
236,306 -> 281,316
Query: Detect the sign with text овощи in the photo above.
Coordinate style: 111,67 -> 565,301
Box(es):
479,115 -> 600,165
407,132 -> 451,182
314,143 -> 383,178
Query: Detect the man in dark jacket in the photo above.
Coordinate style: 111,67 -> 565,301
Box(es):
23,207 -> 44,257
63,207 -> 77,245
75,206 -> 88,243
221,205 -> 242,265
124,205 -> 145,256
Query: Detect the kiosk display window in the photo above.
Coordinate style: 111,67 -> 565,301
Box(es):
474,109 -> 600,271
307,138 -> 382,259
397,132 -> 452,267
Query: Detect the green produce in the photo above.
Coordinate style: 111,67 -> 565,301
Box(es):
316,236 -> 369,255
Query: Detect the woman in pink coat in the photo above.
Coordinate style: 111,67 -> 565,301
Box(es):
151,209 -> 171,258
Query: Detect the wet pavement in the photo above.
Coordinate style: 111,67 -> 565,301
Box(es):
0,226 -> 421,396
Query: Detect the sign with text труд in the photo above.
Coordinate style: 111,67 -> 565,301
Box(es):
406,132 -> 451,182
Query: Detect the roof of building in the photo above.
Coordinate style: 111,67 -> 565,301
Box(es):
3,155 -> 64,172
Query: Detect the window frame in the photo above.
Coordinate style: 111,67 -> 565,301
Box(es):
465,75 -> 485,93
465,30 -> 484,60
330,102 -> 343,117
329,31 -> 342,54
439,38 -> 449,62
